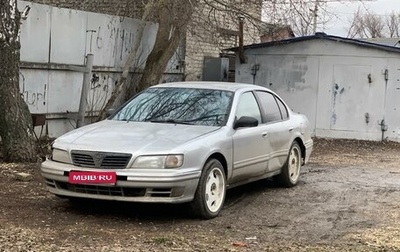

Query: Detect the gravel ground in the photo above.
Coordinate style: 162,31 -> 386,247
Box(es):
1,138 -> 400,251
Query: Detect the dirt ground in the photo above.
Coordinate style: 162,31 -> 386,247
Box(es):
1,138 -> 400,252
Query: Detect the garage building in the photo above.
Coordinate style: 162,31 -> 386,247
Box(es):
232,32 -> 400,142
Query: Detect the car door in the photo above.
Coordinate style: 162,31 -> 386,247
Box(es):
231,91 -> 272,183
255,91 -> 293,171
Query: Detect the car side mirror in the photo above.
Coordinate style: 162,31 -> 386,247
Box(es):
233,116 -> 258,129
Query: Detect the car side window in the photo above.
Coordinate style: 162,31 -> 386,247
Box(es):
235,92 -> 262,124
276,97 -> 289,120
256,91 -> 282,123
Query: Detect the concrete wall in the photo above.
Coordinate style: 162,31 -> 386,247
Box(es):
18,1 -> 183,137
235,39 -> 400,142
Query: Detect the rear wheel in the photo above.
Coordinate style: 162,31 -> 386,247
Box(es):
276,142 -> 302,187
190,159 -> 226,219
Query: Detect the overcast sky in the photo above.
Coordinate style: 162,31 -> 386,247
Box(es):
323,0 -> 400,37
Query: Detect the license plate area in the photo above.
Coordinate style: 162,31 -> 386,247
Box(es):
68,171 -> 117,185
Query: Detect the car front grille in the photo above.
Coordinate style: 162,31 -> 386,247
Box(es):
71,153 -> 95,166
71,151 -> 132,169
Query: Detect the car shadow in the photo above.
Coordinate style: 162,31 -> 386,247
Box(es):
55,178 -> 287,221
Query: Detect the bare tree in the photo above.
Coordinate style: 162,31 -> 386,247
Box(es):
193,0 -> 262,44
347,7 -> 366,38
100,0 -> 378,121
364,13 -> 385,38
97,2 -> 154,120
0,0 -> 37,162
386,12 -> 400,38
263,0 -> 375,37
132,1 -> 198,94
347,9 -> 400,38
98,0 -> 199,120
263,0 -> 316,36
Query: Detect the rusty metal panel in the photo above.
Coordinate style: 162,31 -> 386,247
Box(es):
31,114 -> 46,126
20,1 -> 51,63
49,7 -> 87,65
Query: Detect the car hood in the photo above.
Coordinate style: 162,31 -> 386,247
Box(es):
54,120 -> 220,154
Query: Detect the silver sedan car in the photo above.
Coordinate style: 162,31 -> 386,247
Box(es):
41,82 -> 313,219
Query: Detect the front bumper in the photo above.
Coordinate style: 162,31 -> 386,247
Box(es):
41,160 -> 201,203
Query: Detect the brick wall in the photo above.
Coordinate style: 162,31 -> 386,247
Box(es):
185,0 -> 262,80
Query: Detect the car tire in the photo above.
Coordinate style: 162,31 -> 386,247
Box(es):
190,159 -> 226,219
276,141 -> 302,187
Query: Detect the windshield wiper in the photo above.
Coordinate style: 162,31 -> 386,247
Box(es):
148,119 -> 193,125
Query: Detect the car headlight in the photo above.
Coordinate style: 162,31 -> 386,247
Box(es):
131,155 -> 183,169
51,148 -> 71,164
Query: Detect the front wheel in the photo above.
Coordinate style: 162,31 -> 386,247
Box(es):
276,142 -> 302,187
190,159 -> 226,219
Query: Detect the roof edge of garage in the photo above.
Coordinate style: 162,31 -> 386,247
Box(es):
226,32 -> 400,54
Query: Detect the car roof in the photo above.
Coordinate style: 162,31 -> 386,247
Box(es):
151,81 -> 269,92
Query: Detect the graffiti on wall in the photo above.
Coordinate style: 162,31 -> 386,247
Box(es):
87,72 -> 117,116
19,2 -> 182,124
85,15 -> 157,69
20,72 -> 47,112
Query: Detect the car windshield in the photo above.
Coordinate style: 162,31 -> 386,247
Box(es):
111,87 -> 233,126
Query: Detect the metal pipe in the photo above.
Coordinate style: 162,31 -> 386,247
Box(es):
238,16 -> 246,64
77,54 -> 94,128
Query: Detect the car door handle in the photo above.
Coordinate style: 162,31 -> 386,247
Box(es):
289,127 -> 294,132
262,132 -> 268,138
